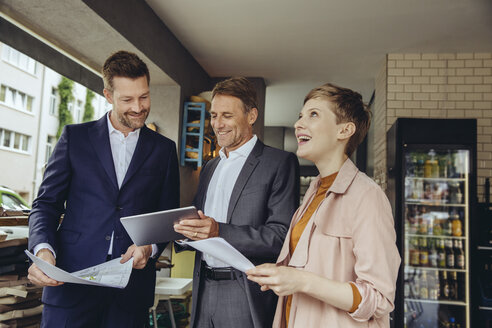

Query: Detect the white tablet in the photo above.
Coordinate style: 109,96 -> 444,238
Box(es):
120,206 -> 199,245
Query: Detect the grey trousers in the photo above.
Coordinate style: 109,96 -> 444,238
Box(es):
194,276 -> 254,328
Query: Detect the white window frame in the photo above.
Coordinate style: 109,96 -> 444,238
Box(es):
49,87 -> 57,116
1,44 -> 37,75
0,128 -> 31,154
0,84 -> 34,114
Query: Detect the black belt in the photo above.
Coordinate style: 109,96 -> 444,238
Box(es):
201,264 -> 237,280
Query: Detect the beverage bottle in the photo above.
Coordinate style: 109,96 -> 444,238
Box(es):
418,216 -> 428,235
443,218 -> 453,236
419,238 -> 429,267
439,155 -> 448,178
409,153 -> 418,177
449,271 -> 459,300
449,317 -> 456,328
410,237 -> 420,267
445,239 -> 455,268
424,154 -> 432,178
433,217 -> 443,236
438,239 -> 446,268
414,179 -> 424,200
441,271 -> 450,299
431,270 -> 440,300
419,271 -> 429,299
451,216 -> 462,237
429,239 -> 438,268
416,153 -> 425,177
454,240 -> 465,270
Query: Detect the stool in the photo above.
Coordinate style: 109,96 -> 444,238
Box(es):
150,277 -> 192,328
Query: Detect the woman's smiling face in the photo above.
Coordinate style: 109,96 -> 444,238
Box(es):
294,97 -> 344,163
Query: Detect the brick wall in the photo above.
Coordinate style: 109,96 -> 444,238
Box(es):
374,53 -> 492,202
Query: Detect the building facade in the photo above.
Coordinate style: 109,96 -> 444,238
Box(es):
0,42 -> 108,203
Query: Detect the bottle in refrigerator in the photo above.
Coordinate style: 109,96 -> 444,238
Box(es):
441,270 -> 450,299
419,238 -> 429,267
449,271 -> 459,300
445,239 -> 455,268
429,239 -> 439,268
443,218 -> 453,236
433,217 -> 443,236
451,212 -> 463,237
454,240 -> 465,270
437,239 -> 446,268
410,238 -> 420,267
428,270 -> 440,300
420,271 -> 429,299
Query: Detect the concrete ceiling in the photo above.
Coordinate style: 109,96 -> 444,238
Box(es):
0,0 -> 177,87
145,0 -> 492,127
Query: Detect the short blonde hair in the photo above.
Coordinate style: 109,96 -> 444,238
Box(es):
304,83 -> 371,156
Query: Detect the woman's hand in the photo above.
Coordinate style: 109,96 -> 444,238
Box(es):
246,263 -> 305,296
247,263 -> 355,312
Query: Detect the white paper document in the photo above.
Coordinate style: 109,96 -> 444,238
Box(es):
25,250 -> 133,289
177,237 -> 254,272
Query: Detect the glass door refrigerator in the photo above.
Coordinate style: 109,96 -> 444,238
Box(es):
387,118 -> 477,328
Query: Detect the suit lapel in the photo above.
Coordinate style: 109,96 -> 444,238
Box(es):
226,141 -> 263,223
88,115 -> 118,190
121,125 -> 155,188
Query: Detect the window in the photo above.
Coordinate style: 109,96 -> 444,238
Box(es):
76,100 -> 83,123
2,44 -> 37,74
0,128 -> 31,153
49,88 -> 57,115
45,135 -> 56,163
68,100 -> 74,114
0,84 -> 34,113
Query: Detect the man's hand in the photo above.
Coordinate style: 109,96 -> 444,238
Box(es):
27,249 -> 64,287
173,210 -> 219,241
120,244 -> 152,269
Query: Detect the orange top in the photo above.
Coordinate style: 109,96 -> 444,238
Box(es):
285,172 -> 361,326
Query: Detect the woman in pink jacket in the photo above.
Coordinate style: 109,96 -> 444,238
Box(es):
247,83 -> 400,327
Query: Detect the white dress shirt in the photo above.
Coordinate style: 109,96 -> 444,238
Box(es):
34,112 -> 157,258
203,135 -> 258,267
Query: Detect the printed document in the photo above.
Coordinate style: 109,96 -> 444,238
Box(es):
25,250 -> 133,289
177,237 -> 254,272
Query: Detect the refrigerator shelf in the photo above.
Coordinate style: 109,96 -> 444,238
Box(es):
406,233 -> 466,240
405,177 -> 466,182
405,298 -> 467,306
477,246 -> 492,251
405,200 -> 466,207
479,306 -> 492,311
405,266 -> 467,273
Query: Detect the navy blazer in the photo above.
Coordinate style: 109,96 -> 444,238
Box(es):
189,140 -> 300,328
28,115 -> 179,310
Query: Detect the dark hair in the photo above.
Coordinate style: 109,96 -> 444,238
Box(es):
304,83 -> 371,157
212,77 -> 258,113
102,51 -> 150,91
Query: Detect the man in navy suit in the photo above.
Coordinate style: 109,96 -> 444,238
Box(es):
27,51 -> 179,327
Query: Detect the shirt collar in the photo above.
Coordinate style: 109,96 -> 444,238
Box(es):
107,111 -> 140,139
219,135 -> 258,160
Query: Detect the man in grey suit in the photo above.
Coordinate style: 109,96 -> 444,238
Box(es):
174,77 -> 299,328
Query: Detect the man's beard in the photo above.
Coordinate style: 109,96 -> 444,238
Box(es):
118,109 -> 149,130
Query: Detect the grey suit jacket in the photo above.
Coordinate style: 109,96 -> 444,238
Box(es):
189,140 -> 300,328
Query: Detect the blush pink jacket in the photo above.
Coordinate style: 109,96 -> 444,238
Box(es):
273,159 -> 401,328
